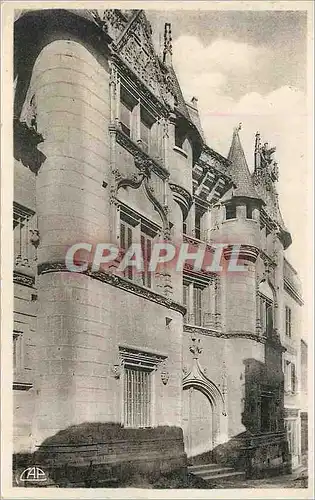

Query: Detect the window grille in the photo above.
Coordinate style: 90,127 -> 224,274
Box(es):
124,365 -> 152,428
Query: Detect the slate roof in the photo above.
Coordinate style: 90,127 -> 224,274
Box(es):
227,127 -> 262,201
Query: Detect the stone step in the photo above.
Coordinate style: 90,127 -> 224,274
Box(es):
201,471 -> 246,482
190,466 -> 235,476
188,463 -> 224,472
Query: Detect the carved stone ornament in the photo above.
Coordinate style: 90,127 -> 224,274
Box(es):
161,367 -> 170,385
30,229 -> 40,248
111,363 -> 122,379
189,335 -> 203,359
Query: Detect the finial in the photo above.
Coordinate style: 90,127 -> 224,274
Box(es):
191,96 -> 198,108
163,22 -> 172,66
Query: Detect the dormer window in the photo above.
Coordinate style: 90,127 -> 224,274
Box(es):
225,204 -> 237,220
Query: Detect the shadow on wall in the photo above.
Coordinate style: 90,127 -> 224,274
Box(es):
187,334 -> 292,479
13,423 -> 187,488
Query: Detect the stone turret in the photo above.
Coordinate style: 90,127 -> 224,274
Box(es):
211,124 -> 263,262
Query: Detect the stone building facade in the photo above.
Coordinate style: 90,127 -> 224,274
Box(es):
13,9 -> 305,477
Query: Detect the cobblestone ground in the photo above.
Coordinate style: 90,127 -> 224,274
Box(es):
214,466 -> 308,489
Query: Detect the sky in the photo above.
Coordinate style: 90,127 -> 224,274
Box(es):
147,9 -> 311,335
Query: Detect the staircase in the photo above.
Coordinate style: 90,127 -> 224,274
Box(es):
188,463 -> 246,484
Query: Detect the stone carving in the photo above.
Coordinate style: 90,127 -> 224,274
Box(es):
254,132 -> 279,189
89,9 -> 109,33
161,363 -> 170,385
163,23 -> 172,65
38,261 -> 186,315
103,9 -> 127,40
118,12 -> 161,96
111,363 -> 122,379
189,335 -> 202,359
13,271 -> 35,288
29,229 -> 40,248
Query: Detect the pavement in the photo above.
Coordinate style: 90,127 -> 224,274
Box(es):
213,467 -> 309,489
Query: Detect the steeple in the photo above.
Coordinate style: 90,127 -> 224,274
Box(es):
228,124 -> 261,201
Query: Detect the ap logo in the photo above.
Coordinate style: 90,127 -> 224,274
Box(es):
16,466 -> 47,485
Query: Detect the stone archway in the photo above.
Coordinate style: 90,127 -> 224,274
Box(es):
182,359 -> 226,464
182,384 -> 215,460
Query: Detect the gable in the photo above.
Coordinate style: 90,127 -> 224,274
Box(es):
116,11 -> 164,100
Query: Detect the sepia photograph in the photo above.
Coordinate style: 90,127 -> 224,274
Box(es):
1,2 -> 313,498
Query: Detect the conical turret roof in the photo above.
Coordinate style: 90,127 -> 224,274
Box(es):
228,125 -> 262,201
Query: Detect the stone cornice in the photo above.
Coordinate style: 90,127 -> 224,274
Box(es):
13,381 -> 33,391
184,324 -> 268,344
13,271 -> 35,288
114,126 -> 169,180
284,277 -> 304,306
38,262 -> 186,315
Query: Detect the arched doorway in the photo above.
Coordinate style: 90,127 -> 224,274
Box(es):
182,386 -> 214,461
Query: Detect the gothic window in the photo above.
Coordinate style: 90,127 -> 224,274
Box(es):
120,346 -> 166,428
13,202 -> 35,268
119,207 -> 159,287
225,204 -> 237,220
140,106 -> 154,154
120,87 -> 137,138
195,211 -> 201,240
285,305 -> 292,338
140,223 -> 154,289
258,281 -> 274,337
260,296 -> 273,336
182,280 -> 210,327
120,217 -> 134,281
193,285 -> 202,326
124,365 -> 152,428
284,360 -> 297,393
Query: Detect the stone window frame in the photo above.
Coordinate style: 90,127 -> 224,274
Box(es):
183,273 -> 220,330
283,358 -> 297,395
118,203 -> 161,289
13,322 -> 33,391
119,345 -> 167,428
13,202 -> 36,269
119,80 -> 158,157
285,305 -> 292,338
